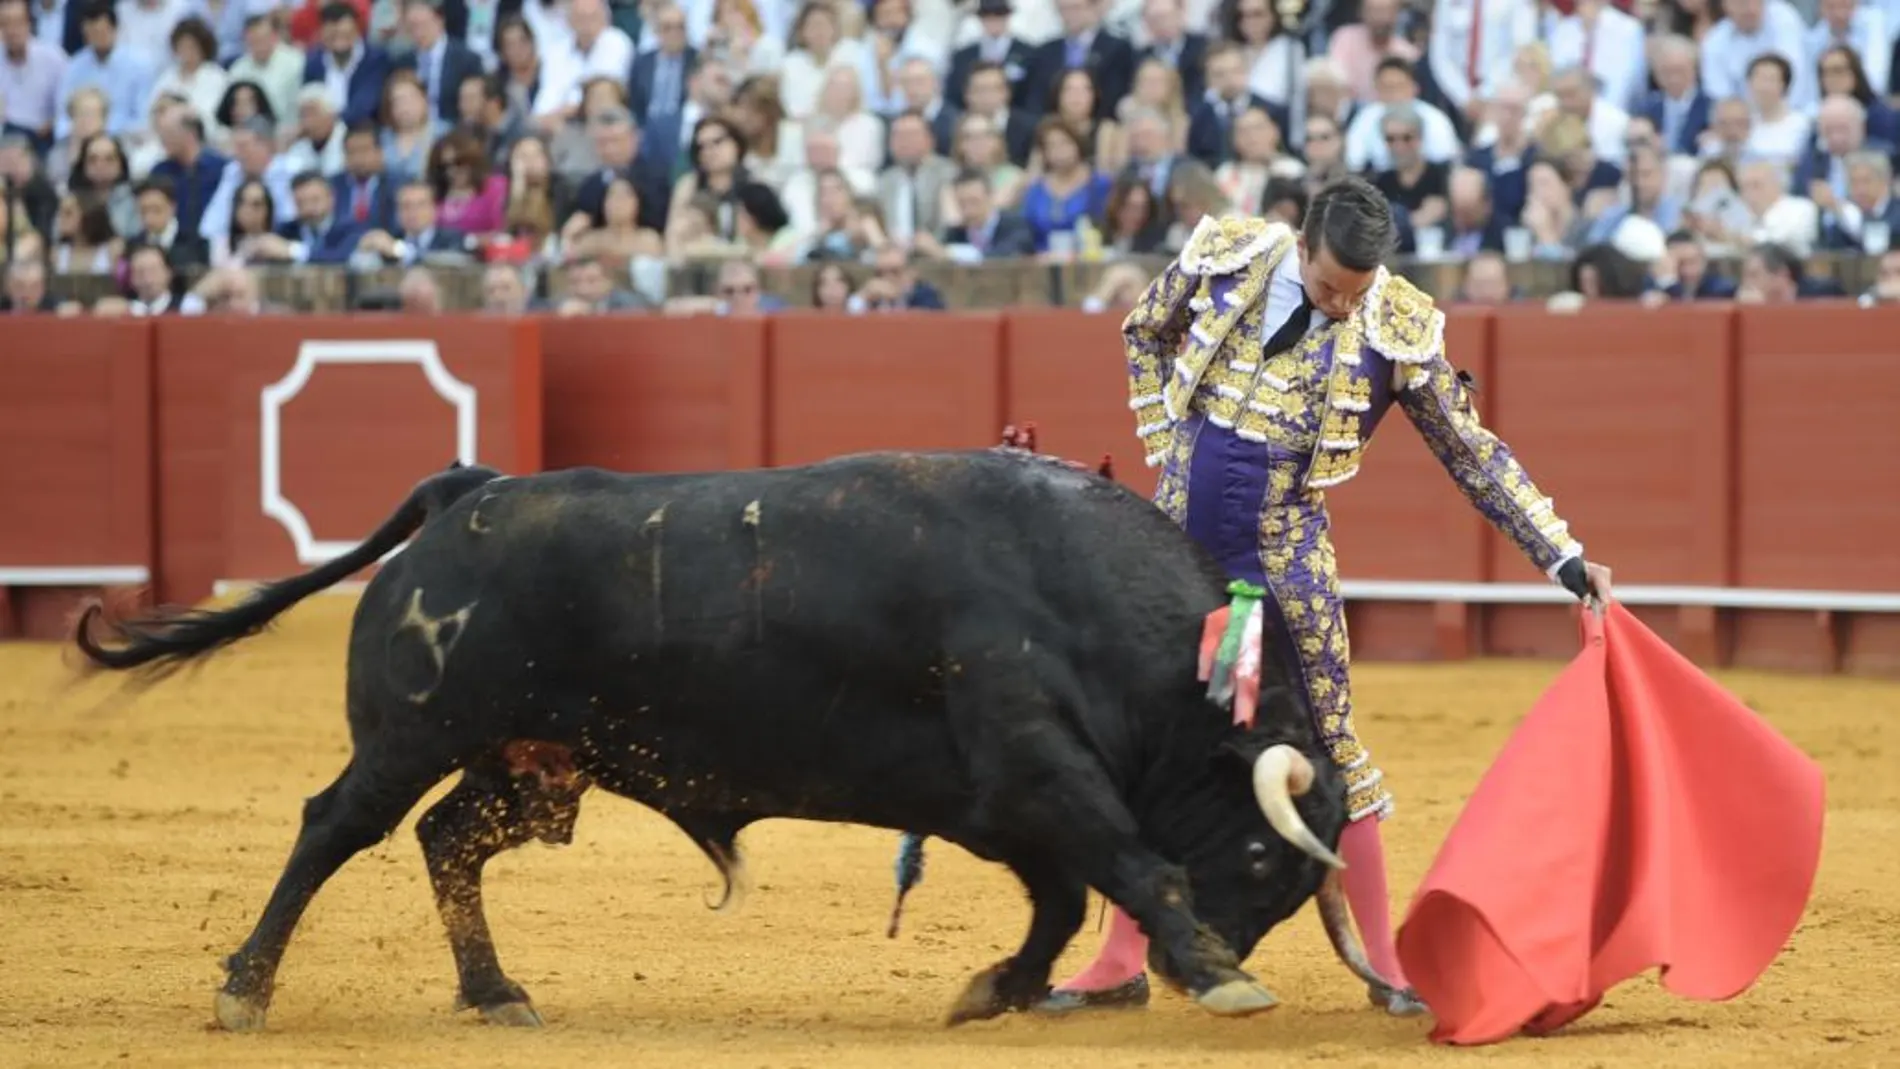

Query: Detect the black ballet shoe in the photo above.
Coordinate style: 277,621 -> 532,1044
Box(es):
1031,973 -> 1151,1015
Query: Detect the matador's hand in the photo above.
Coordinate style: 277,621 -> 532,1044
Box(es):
1557,558 -> 1614,613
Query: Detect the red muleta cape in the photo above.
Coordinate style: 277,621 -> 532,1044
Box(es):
1394,601 -> 1827,1045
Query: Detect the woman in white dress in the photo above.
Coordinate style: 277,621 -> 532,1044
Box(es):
1741,54 -> 1810,175
777,1 -> 871,120
145,17 -> 232,148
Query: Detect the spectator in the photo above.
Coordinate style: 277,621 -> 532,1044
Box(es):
1101,172 -> 1164,254
728,74 -> 792,183
568,105 -> 670,235
1135,0 -> 1206,106
394,0 -> 483,125
1041,67 -> 1119,171
1742,54 -> 1809,174
213,80 -> 278,147
1857,247 -> 1900,304
56,2 -> 155,140
656,55 -> 737,180
704,0 -> 786,82
946,0 -> 1030,110
549,76 -> 630,181
1027,0 -> 1134,121
893,56 -> 958,155
1639,33 -> 1712,157
854,243 -> 941,308
1222,0 -> 1304,118
878,108 -> 956,245
1814,43 -> 1898,145
492,16 -> 544,128
199,116 -> 296,240
146,108 -> 226,234
1547,0 -> 1647,115
779,122 -> 868,234
479,262 -> 536,313
793,167 -> 884,261
1326,0 -> 1416,105
1426,0 -> 1537,127
1818,150 -> 1900,253
145,16 -> 227,142
1344,57 -> 1459,171
1736,241 -> 1808,302
960,60 -> 1033,166
1566,242 -> 1650,299
630,1 -> 695,124
712,256 -> 782,314
1118,58 -> 1187,155
227,14 -> 304,127
1258,175 -> 1306,226
398,265 -> 441,312
304,0 -> 392,127
1456,251 -> 1515,303
1,256 -> 62,312
806,64 -> 885,175
183,265 -> 270,315
1211,103 -> 1302,214
129,174 -> 210,268
1187,40 -> 1282,168
1441,166 -> 1506,255
861,0 -> 949,116
427,128 -> 506,234
0,130 -> 56,234
379,69 -> 444,183
330,121 -> 396,231
1794,95 -> 1878,207
1805,0 -> 1889,110
1,0 -> 65,151
1722,159 -> 1818,256
941,167 -> 1035,258
1299,56 -> 1352,146
357,178 -> 472,265
43,86 -> 107,188
1699,0 -> 1813,111
559,251 -> 650,312
251,168 -> 366,263
1373,102 -> 1449,229
1160,160 -> 1228,250
1539,112 -> 1622,210
460,72 -> 521,168
1018,117 -> 1108,253
50,191 -> 118,272
285,84 -> 348,177
1298,110 -> 1348,193
1521,159 -> 1588,258
1463,80 -> 1535,222
809,259 -> 855,309
1650,229 -> 1739,300
123,240 -> 183,312
1547,64 -> 1629,166
567,173 -> 664,260
729,178 -> 796,260
945,112 -> 1024,210
67,131 -> 137,234
209,177 -> 280,266
500,133 -> 561,252
1586,144 -> 1685,245
1698,95 -> 1754,167
665,114 -> 750,243
778,0 -> 870,121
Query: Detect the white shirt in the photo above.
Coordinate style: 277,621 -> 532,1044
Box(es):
1806,8 -> 1891,105
1259,249 -> 1326,350
536,26 -> 635,115
1427,0 -> 1539,113
1700,2 -> 1817,111
115,0 -> 196,71
1546,5 -> 1649,115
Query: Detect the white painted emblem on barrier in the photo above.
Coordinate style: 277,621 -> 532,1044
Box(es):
260,340 -> 478,565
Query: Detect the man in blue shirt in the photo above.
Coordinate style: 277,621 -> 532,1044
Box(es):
54,0 -> 153,141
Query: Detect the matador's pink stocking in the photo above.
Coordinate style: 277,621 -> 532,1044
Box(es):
1054,906 -> 1148,992
1338,816 -> 1409,988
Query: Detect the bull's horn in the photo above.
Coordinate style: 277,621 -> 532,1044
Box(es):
1252,745 -> 1346,870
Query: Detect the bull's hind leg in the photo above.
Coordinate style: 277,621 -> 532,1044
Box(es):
416,743 -> 588,1027
216,756 -> 449,1032
946,855 -> 1088,1025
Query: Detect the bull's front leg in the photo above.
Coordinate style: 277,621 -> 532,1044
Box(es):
944,854 -> 1088,1025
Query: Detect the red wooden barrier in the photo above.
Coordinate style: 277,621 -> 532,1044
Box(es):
0,320 -> 152,638
151,317 -> 542,604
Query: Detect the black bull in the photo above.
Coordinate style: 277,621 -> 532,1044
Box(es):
72,450 -> 1400,1033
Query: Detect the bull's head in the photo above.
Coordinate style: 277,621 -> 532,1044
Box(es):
1137,689 -> 1350,980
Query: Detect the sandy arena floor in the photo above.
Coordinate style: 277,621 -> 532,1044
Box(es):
1,595 -> 1895,1069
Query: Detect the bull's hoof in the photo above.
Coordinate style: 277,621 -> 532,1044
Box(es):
945,963 -> 1026,1026
1368,984 -> 1429,1018
1194,979 -> 1279,1017
212,991 -> 269,1033
1030,973 -> 1150,1016
478,1000 -> 545,1028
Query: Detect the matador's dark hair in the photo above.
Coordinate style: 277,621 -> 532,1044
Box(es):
1302,175 -> 1396,272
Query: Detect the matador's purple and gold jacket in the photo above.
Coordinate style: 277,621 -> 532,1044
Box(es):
1122,215 -> 1585,581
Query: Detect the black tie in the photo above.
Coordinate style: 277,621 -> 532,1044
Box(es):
1263,293 -> 1314,358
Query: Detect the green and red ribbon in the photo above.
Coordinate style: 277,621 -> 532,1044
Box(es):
1198,580 -> 1267,728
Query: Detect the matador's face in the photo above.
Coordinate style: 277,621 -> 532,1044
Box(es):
1297,237 -> 1378,321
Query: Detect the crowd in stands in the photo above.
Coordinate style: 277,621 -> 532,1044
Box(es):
4,0 -> 1900,316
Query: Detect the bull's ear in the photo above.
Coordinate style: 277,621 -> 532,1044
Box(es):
1213,685 -> 1314,768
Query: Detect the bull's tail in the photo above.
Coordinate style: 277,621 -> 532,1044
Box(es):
886,832 -> 928,937
72,461 -> 506,686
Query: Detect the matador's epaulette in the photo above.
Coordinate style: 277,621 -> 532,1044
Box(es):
1176,214 -> 1291,279
1361,270 -> 1445,365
